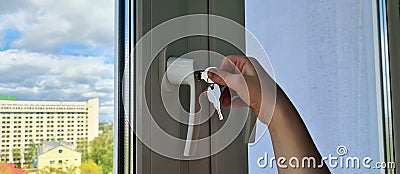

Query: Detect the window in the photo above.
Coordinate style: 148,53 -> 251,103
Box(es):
0,0 -> 114,172
122,0 -> 400,173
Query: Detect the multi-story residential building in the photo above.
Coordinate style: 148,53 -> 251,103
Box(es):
37,141 -> 81,173
0,97 -> 99,163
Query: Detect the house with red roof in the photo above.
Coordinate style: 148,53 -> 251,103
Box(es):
0,163 -> 26,174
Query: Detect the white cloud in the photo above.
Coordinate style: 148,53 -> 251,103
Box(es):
0,49 -> 114,122
0,0 -> 114,54
0,1 -> 115,122
0,0 -> 31,13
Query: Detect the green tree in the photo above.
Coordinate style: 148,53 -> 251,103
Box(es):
89,124 -> 114,174
76,137 -> 89,162
38,166 -> 64,174
80,160 -> 102,174
100,147 -> 113,173
24,140 -> 38,168
12,148 -> 22,167
38,165 -> 78,174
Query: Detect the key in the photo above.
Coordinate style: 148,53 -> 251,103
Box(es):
207,84 -> 223,120
194,67 -> 224,120
200,67 -> 217,84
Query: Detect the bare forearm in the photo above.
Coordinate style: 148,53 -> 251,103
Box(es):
267,87 -> 330,174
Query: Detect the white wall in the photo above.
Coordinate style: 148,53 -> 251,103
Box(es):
246,0 -> 381,173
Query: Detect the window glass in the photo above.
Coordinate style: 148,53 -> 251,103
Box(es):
0,0 -> 114,173
246,1 -> 381,173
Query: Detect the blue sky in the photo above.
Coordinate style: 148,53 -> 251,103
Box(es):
0,29 -> 21,51
0,0 -> 115,122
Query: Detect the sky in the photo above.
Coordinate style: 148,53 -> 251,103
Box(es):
0,0 -> 115,122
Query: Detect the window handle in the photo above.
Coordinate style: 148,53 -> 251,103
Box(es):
163,57 -> 255,157
166,57 -> 198,156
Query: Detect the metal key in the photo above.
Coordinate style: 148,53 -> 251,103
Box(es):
194,67 -> 224,120
207,84 -> 223,120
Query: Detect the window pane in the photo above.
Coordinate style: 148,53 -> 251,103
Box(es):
246,1 -> 381,173
0,0 -> 114,173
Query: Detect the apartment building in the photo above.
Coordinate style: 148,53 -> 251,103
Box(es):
0,98 -> 99,163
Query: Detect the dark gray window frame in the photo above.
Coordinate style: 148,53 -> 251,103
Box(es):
383,0 -> 400,173
372,0 -> 398,173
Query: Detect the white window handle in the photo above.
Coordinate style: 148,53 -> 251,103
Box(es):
166,57 -> 198,156
165,57 -> 256,156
